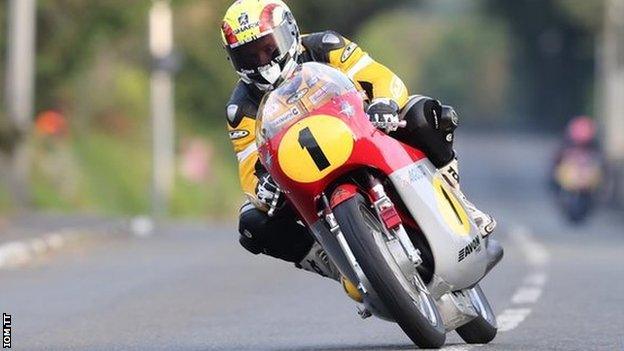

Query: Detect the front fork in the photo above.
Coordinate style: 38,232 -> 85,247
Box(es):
320,194 -> 369,296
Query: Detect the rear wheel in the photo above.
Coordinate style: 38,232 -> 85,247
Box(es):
333,193 -> 446,348
456,285 -> 497,344
560,191 -> 591,224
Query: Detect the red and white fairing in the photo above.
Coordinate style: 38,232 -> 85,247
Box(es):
257,62 -> 492,297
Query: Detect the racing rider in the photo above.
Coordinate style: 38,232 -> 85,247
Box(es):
221,0 -> 496,281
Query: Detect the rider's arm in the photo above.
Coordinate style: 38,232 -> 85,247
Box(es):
226,85 -> 261,207
319,32 -> 410,109
227,118 -> 260,202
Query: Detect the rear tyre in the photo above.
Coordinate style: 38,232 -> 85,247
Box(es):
334,193 -> 446,348
560,191 -> 590,224
456,285 -> 497,344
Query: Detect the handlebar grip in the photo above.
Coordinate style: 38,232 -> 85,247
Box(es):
371,120 -> 408,129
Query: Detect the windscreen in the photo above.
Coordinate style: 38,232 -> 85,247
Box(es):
257,62 -> 357,142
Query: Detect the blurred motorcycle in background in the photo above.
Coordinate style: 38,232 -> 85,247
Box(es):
550,116 -> 609,224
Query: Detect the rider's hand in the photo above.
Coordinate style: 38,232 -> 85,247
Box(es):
367,98 -> 401,133
255,173 -> 284,214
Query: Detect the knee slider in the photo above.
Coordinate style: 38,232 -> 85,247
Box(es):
402,96 -> 458,167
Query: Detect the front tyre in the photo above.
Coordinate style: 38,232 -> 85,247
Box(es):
334,193 -> 446,348
456,285 -> 497,344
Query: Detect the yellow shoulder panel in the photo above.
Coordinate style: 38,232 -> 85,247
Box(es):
326,37 -> 409,108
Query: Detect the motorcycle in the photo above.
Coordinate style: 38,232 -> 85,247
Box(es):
552,147 -> 603,224
256,62 -> 503,348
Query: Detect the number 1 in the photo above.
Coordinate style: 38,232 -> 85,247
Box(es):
298,127 -> 330,171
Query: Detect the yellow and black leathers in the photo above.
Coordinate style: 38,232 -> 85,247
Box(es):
226,30 -> 409,208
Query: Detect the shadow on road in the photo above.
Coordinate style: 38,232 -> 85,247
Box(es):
274,343 -> 418,351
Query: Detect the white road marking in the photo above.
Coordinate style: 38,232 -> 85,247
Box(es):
523,272 -> 548,286
496,225 -> 550,333
0,241 -> 32,268
30,238 -> 48,254
497,308 -> 532,332
46,233 -> 65,249
443,345 -> 479,350
510,225 -> 550,267
511,287 -> 543,304
0,229 -> 81,270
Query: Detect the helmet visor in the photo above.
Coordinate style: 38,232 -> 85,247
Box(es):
227,23 -> 295,72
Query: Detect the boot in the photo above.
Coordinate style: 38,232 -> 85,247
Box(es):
297,243 -> 365,303
295,241 -> 341,281
439,158 -> 497,236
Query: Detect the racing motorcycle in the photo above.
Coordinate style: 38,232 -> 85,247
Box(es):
256,62 -> 503,348
552,147 -> 604,224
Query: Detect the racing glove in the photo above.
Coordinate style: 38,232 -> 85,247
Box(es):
367,98 -> 402,133
255,173 -> 284,216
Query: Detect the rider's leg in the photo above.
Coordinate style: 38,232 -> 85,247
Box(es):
238,202 -> 340,280
392,95 -> 496,236
438,158 -> 497,235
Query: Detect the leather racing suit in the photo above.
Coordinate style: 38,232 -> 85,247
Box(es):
226,31 -> 458,264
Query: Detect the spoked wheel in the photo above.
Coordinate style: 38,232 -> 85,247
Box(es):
334,193 -> 446,348
456,284 -> 497,344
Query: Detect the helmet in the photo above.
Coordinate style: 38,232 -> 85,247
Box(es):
221,0 -> 300,91
567,116 -> 596,145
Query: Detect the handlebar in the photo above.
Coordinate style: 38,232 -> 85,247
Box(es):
370,120 -> 408,129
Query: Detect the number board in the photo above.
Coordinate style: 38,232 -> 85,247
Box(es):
278,115 -> 354,183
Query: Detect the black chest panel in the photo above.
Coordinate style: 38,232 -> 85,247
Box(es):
226,82 -> 263,128
300,30 -> 345,63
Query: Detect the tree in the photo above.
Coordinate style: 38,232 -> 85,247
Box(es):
289,0 -> 413,36
484,0 -> 599,128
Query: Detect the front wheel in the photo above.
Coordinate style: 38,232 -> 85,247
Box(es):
456,285 -> 497,344
333,193 -> 446,348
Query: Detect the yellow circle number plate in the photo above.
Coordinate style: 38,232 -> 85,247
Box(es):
432,177 -> 471,236
278,115 -> 354,183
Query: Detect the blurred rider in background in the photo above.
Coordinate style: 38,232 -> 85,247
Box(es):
221,0 -> 497,281
551,116 -> 610,220
552,116 -> 603,183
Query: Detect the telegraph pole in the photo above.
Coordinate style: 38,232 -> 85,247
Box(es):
602,0 -> 624,205
149,0 -> 176,218
3,0 -> 37,208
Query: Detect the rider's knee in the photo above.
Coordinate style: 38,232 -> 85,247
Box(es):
400,95 -> 458,168
238,204 -> 269,255
237,203 -> 314,262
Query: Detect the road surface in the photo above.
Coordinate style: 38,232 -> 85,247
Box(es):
1,133 -> 623,350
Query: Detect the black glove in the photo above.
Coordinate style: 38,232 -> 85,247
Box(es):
367,98 -> 401,133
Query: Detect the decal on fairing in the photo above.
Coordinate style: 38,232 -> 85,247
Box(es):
432,177 -> 470,236
287,88 -> 309,104
458,236 -> 481,262
278,115 -> 354,183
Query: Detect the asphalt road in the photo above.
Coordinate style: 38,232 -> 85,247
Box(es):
2,133 -> 624,351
